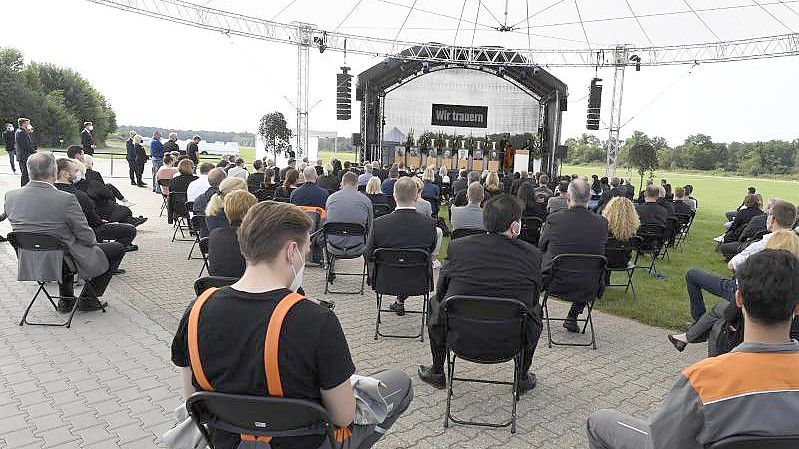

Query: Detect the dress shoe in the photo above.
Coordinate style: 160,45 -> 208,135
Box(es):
122,244 -> 138,253
417,365 -> 445,389
78,297 -> 108,311
137,183 -> 147,188
132,217 -> 148,227
130,181 -> 137,186
518,372 -> 537,395
112,268 -> 126,275
563,317 -> 579,333
668,334 -> 687,353
57,298 -> 76,313
389,301 -> 405,316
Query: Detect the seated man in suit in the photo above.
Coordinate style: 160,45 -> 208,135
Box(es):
587,249 -> 799,449
636,184 -> 668,229
539,178 -> 608,332
450,181 -> 485,231
366,177 -> 438,316
193,168 -> 226,221
4,153 -> 125,312
290,166 -> 329,208
54,158 -> 138,252
451,171 -> 481,207
324,171 -> 373,277
418,194 -> 542,393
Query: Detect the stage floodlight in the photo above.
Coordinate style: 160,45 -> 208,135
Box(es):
421,61 -> 430,73
497,66 -> 506,78
630,54 -> 641,71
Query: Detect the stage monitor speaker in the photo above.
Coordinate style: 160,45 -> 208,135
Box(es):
557,145 -> 568,160
337,66 -> 352,120
351,133 -> 361,147
560,95 -> 568,111
586,77 -> 602,130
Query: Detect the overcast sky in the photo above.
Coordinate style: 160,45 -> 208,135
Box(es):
3,0 -> 799,146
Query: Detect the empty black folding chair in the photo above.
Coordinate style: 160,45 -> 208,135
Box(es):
373,203 -> 392,218
450,228 -> 486,240
322,222 -> 367,295
158,178 -> 171,217
674,212 -> 694,247
605,236 -> 641,300
188,215 -> 208,260
169,192 -> 192,242
8,232 -> 82,328
193,276 -> 239,296
186,392 -> 336,449
710,435 -> 799,449
371,248 -> 433,341
542,253 -> 607,349
636,223 -> 667,274
519,216 -> 543,246
197,237 -> 210,277
442,296 -> 529,433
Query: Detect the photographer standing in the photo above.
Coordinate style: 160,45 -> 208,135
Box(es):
15,118 -> 36,186
2,123 -> 16,174
81,121 -> 96,155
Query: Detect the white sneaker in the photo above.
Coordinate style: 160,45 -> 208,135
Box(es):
432,259 -> 442,270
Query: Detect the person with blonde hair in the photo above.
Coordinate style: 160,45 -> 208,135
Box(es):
484,171 -> 503,199
205,177 -> 247,234
207,190 -> 258,278
670,228 -> 799,356
602,197 -> 640,243
412,176 -> 433,217
168,159 -> 197,193
421,166 -> 440,215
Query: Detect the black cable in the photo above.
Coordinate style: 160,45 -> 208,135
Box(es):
270,0 -> 296,20
471,0 -> 482,48
626,0 -> 653,46
752,0 -> 794,32
453,0 -> 468,45
479,1 -> 504,28
682,0 -> 721,41
510,0 -> 568,29
777,0 -> 799,18
392,0 -> 419,43
375,0 -> 496,31
334,0 -> 365,32
574,0 -> 592,52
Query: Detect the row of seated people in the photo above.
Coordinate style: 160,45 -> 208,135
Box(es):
171,172 -> 799,448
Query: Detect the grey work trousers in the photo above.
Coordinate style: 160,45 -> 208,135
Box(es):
586,409 -> 653,449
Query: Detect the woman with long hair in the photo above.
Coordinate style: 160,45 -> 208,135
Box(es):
483,171 -> 503,201
205,177 -> 247,233
273,168 -> 299,200
602,197 -> 640,243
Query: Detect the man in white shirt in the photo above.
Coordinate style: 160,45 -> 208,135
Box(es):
187,162 -> 214,202
685,199 -> 795,322
226,157 -> 249,180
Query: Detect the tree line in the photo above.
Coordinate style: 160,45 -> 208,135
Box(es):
0,48 -> 116,147
564,131 -> 799,177
112,126 -> 255,146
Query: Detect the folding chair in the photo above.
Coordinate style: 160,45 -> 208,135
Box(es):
193,275 -> 238,296
605,236 -> 641,300
298,206 -> 326,267
674,212 -> 694,247
188,215 -> 208,260
254,188 -> 274,202
450,228 -> 486,240
636,223 -> 667,274
273,196 -> 290,203
322,223 -> 367,295
442,296 -> 529,433
373,203 -> 392,218
169,191 -> 192,242
198,237 -> 210,277
186,392 -> 336,449
157,178 -> 170,217
710,435 -> 799,449
371,248 -> 433,341
519,216 -> 543,246
542,253 -> 607,349
8,232 -> 81,328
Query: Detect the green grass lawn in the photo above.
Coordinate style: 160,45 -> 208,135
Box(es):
540,164 -> 799,330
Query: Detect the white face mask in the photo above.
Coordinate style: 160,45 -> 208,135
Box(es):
74,170 -> 83,183
88,125 -> 94,131
288,246 -> 304,292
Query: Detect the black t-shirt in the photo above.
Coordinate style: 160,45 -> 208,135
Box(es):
171,287 -> 356,449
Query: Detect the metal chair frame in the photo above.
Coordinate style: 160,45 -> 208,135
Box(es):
519,215 -> 544,246
169,192 -> 193,242
605,237 -> 642,301
709,435 -> 799,449
322,223 -> 367,295
188,215 -> 207,260
541,254 -> 607,350
198,237 -> 210,277
442,296 -> 529,434
371,248 -> 433,341
157,178 -> 170,217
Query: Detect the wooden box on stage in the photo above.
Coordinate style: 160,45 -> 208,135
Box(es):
394,154 -> 405,166
488,160 -> 500,172
441,157 -> 453,170
407,155 -> 421,168
472,159 -> 484,171
457,157 -> 468,170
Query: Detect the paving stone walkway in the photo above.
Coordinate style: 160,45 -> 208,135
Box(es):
0,159 -> 706,448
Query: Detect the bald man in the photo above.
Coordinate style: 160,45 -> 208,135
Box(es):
290,166 -> 329,208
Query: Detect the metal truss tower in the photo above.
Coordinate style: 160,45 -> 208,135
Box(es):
293,22 -> 313,160
606,45 -> 628,177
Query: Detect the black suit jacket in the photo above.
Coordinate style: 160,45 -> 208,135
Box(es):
81,129 -> 94,154
365,209 -> 437,258
55,183 -> 103,228
14,129 -> 35,158
636,202 -> 668,228
207,226 -> 245,278
539,207 -> 608,275
451,178 -> 468,195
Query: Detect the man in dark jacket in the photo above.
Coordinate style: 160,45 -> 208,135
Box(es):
163,132 -> 180,155
125,131 -> 137,185
81,122 -> 96,155
366,177 -> 437,315
636,184 -> 668,229
290,167 -> 329,208
3,123 -> 16,174
186,135 -> 200,167
54,158 -> 138,251
418,194 -> 542,393
539,178 -> 608,331
15,118 -> 36,186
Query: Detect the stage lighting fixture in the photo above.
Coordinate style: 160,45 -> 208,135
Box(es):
586,77 -> 602,130
421,61 -> 430,73
629,54 -> 641,71
532,65 -> 540,76
497,66 -> 506,78
313,34 -> 327,53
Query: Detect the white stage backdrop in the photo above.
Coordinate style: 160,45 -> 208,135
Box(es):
383,68 -> 539,138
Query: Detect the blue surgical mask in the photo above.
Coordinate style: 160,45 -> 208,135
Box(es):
74,171 -> 83,183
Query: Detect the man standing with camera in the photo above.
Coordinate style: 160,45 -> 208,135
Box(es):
15,118 -> 36,186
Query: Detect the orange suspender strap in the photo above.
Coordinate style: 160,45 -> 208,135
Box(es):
187,287 -> 220,392
264,292 -> 306,397
297,205 -> 327,220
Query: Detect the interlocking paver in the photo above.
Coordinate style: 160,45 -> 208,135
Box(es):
0,160 -> 709,448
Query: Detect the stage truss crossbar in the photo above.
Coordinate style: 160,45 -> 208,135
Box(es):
87,0 -> 799,67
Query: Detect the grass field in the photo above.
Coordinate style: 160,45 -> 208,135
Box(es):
552,164 -> 798,330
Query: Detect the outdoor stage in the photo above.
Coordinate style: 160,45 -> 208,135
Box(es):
356,46 -> 568,176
